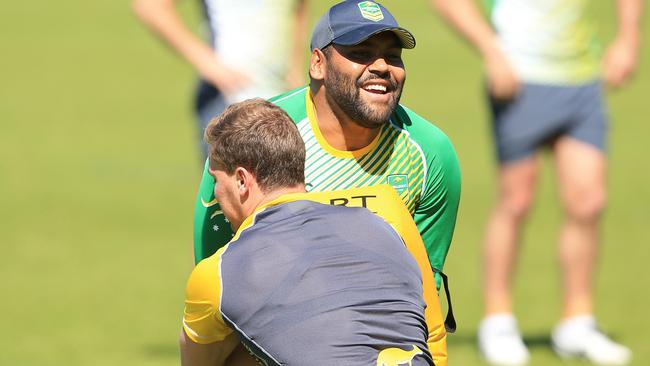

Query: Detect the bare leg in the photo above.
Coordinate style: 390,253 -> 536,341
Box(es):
550,138 -> 630,364
553,137 -> 606,319
484,156 -> 539,315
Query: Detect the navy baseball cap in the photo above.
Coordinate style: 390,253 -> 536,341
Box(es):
310,1 -> 416,51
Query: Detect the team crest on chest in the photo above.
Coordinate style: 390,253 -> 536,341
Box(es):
357,1 -> 384,22
387,174 -> 409,194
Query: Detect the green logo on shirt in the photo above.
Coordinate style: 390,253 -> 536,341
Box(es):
387,174 -> 409,194
358,1 -> 384,22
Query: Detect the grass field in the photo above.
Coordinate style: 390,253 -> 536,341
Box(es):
1,1 -> 648,365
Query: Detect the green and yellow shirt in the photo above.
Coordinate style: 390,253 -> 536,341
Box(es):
194,87 -> 461,282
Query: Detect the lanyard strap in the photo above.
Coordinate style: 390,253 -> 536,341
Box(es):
432,268 -> 456,333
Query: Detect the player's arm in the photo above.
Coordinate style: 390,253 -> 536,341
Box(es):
180,330 -> 239,366
286,0 -> 309,88
132,0 -> 249,96
603,0 -> 643,88
411,125 -> 461,285
181,251 -> 236,365
430,0 -> 519,99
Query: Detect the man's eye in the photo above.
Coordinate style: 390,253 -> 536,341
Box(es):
385,53 -> 403,64
352,51 -> 371,58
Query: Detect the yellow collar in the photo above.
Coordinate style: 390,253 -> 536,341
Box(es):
232,192 -> 314,241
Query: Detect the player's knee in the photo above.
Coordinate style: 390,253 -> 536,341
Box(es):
564,189 -> 606,223
498,190 -> 535,221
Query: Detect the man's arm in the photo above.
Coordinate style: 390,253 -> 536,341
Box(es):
132,0 -> 249,96
603,0 -> 644,88
431,0 -> 519,100
286,0 -> 309,89
180,330 -> 239,366
182,253 -> 239,364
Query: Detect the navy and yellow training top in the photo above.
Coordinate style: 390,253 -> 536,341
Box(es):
184,187 -> 440,366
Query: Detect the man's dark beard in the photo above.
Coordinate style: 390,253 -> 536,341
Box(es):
324,62 -> 403,129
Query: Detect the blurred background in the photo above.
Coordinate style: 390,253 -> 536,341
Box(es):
1,1 -> 648,365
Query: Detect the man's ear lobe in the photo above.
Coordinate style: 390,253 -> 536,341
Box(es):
309,49 -> 326,80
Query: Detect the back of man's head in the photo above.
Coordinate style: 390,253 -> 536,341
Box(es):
204,99 -> 305,192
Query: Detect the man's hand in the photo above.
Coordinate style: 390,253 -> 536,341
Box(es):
604,0 -> 643,89
603,35 -> 639,89
202,59 -> 252,98
431,0 -> 520,101
484,48 -> 520,101
133,0 -> 251,99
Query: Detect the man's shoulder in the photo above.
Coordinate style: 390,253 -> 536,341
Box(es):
280,197 -> 379,222
276,196 -> 391,229
393,104 -> 451,142
391,104 -> 457,158
269,86 -> 309,122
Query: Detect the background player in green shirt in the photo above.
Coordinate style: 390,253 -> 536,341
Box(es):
194,0 -> 461,288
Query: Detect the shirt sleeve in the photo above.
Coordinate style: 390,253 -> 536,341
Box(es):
413,124 -> 462,280
394,105 -> 462,284
183,247 -> 233,344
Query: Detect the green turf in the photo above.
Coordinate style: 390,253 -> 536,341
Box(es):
1,1 -> 648,365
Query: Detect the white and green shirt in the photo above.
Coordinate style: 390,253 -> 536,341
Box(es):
202,0 -> 297,102
489,0 -> 601,84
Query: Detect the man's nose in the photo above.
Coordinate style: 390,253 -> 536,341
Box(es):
368,56 -> 389,74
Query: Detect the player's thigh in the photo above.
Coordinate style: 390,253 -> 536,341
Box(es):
553,81 -> 608,216
553,137 -> 606,217
495,156 -> 540,216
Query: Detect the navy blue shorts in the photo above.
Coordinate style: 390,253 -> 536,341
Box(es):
488,81 -> 609,163
195,80 -> 228,161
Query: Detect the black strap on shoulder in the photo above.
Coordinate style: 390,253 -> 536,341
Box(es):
432,268 -> 456,333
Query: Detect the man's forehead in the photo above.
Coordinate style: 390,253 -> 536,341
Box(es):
354,32 -> 402,48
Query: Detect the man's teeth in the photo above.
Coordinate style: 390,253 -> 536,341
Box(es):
364,84 -> 387,92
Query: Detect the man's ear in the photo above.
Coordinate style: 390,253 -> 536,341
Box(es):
234,167 -> 253,194
207,166 -> 217,179
309,49 -> 326,81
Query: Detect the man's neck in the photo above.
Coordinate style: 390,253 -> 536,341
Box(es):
255,185 -> 307,211
233,185 -> 307,232
311,86 -> 383,151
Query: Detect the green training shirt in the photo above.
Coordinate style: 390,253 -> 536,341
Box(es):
194,86 -> 461,278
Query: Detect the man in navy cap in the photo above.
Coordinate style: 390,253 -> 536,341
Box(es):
192,2 -> 461,364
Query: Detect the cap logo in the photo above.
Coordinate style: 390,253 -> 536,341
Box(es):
358,1 -> 384,22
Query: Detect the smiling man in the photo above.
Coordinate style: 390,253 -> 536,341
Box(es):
193,3 -> 461,363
